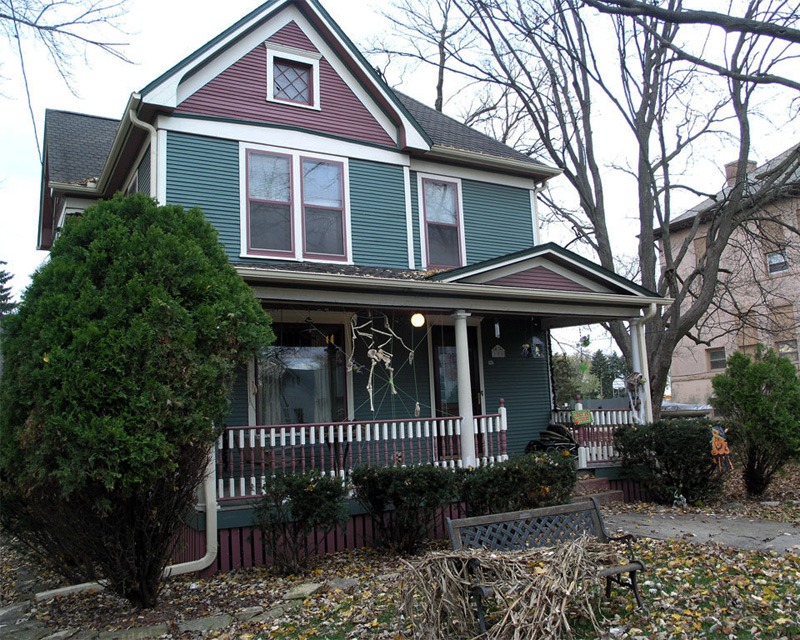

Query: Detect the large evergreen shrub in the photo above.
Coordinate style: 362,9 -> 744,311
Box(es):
711,348 -> 800,496
460,452 -> 577,516
0,194 -> 273,608
614,419 -> 724,505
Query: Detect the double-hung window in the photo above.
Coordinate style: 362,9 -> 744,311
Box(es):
421,176 -> 464,268
245,147 -> 348,261
766,250 -> 789,274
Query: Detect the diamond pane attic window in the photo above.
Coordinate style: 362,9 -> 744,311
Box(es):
274,59 -> 311,104
266,44 -> 321,110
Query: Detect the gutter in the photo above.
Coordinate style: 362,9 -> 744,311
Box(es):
35,451 -> 218,602
428,145 -> 563,181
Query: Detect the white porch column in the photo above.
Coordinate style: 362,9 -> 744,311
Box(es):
630,320 -> 654,423
454,309 -> 476,468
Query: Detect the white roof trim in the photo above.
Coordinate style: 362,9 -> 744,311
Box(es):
139,0 -> 430,151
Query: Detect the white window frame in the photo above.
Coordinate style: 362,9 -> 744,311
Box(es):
766,249 -> 789,274
417,173 -> 466,269
240,143 -> 351,264
707,347 -> 727,371
265,44 -> 321,111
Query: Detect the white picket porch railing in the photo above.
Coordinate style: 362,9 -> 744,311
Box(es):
551,409 -> 635,468
217,404 -> 508,501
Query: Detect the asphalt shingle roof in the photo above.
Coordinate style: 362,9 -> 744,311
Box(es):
396,92 -> 547,168
668,142 -> 800,230
44,109 -> 120,184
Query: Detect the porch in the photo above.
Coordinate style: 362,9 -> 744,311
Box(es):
214,406 -> 632,503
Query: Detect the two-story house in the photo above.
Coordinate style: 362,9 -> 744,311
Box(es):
666,147 -> 800,405
37,0 -> 663,570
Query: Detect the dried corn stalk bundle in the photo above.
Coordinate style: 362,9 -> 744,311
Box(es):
400,536 -> 619,640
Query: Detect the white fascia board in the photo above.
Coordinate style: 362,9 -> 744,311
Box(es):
157,114 -> 410,167
143,4 -> 426,152
237,267 -> 667,308
410,158 -> 537,191
300,2 -> 429,151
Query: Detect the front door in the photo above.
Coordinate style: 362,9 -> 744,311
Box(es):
431,325 -> 482,418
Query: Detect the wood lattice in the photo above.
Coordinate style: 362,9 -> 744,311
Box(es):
458,511 -> 601,550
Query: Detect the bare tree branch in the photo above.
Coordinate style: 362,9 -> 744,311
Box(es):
581,0 -> 800,44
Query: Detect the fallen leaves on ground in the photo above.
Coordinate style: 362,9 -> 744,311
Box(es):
2,463 -> 799,638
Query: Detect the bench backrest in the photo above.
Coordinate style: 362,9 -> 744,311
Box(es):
448,499 -> 609,551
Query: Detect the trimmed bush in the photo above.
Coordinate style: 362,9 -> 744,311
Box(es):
614,419 -> 724,505
254,470 -> 349,574
351,465 -> 460,554
461,452 -> 577,517
711,348 -> 800,496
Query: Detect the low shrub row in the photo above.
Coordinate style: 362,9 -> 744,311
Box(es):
253,451 -> 577,572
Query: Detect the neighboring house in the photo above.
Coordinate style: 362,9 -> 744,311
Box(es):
666,148 -> 800,405
37,0 -> 663,568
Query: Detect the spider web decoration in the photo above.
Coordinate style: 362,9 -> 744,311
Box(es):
301,313 -> 428,417
351,313 -> 417,412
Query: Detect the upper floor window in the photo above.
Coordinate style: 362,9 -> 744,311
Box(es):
766,250 -> 789,274
244,146 -> 349,262
266,44 -> 321,110
708,347 -> 726,371
421,176 -> 464,269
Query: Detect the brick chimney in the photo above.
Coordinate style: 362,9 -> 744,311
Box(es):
724,159 -> 758,186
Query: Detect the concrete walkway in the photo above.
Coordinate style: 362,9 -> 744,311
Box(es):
603,510 -> 800,553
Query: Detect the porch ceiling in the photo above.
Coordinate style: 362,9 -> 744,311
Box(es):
237,266 -> 669,329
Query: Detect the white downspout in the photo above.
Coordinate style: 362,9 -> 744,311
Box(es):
128,96 -> 158,199
629,303 -> 658,424
162,450 -> 219,577
36,450 -> 219,601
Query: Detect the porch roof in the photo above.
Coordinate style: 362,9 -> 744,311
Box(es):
234,246 -> 668,329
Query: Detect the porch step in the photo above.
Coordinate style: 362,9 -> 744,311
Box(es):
574,489 -> 625,506
574,476 -> 611,494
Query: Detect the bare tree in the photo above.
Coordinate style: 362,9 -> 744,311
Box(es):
368,0 -> 476,111
0,0 -> 129,159
374,0 -> 800,415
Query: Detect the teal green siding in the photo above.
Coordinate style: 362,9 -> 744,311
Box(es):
410,172 -> 421,268
480,320 -> 551,456
350,316 -> 431,422
462,179 -> 534,264
136,145 -> 151,196
350,160 -> 408,268
225,365 -> 250,427
165,131 -> 241,261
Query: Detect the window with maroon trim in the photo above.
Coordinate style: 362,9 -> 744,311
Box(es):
273,58 -> 313,105
302,158 -> 345,257
247,150 -> 293,255
245,149 -> 347,261
423,178 -> 463,268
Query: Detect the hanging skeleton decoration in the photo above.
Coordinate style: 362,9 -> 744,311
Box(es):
350,313 -> 416,412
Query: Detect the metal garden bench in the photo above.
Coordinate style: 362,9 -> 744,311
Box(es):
447,498 -> 646,633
